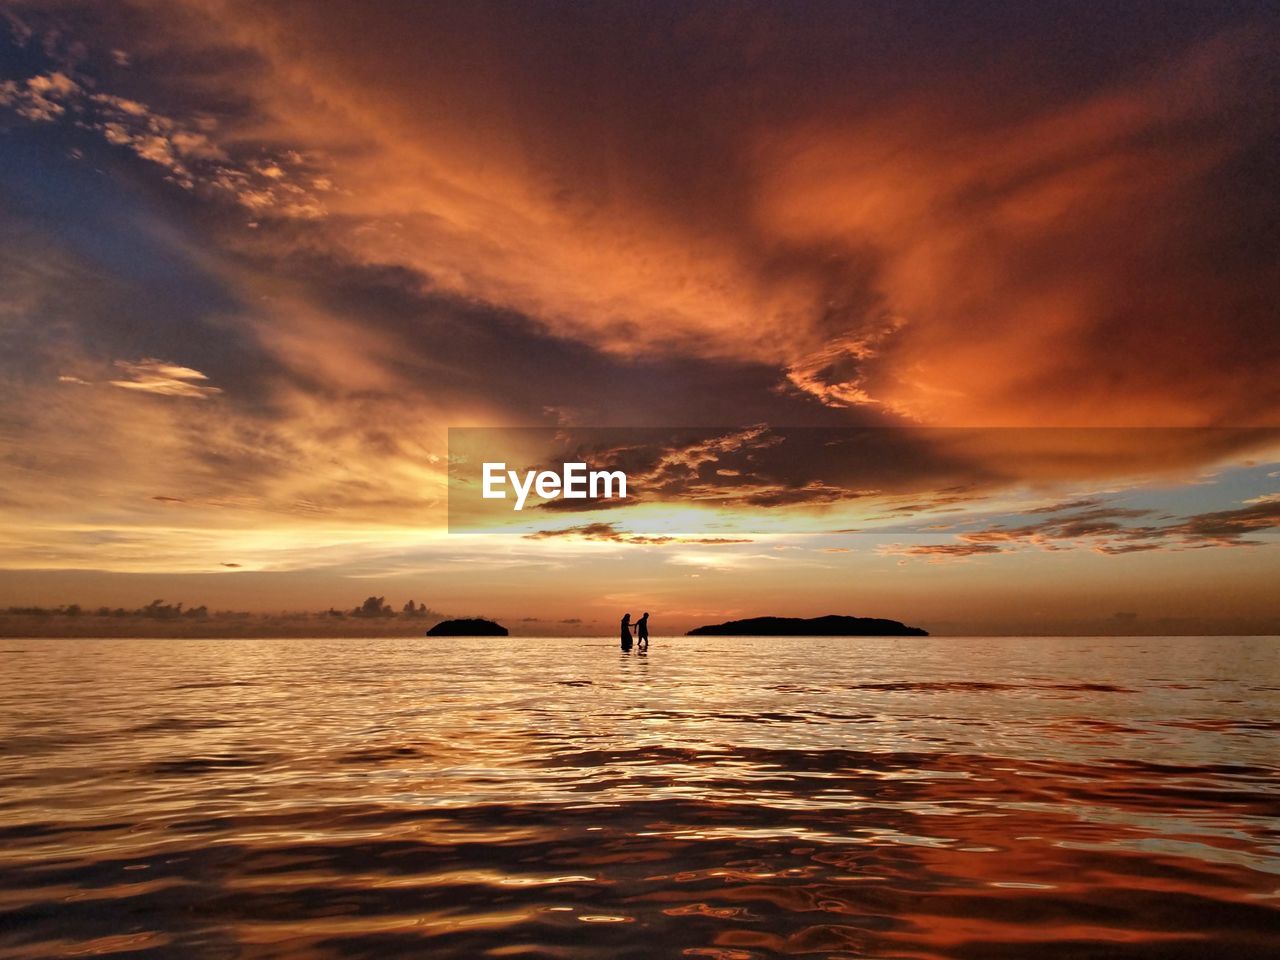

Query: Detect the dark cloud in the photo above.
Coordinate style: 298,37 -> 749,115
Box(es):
458,426 -> 1277,530
1026,498 -> 1105,515
886,543 -> 1005,560
903,499 -> 1280,560
523,522 -> 750,546
1164,498 -> 1280,546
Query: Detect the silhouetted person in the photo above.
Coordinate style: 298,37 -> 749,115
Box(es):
636,612 -> 649,649
620,613 -> 633,651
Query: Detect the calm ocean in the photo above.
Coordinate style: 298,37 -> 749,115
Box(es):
1,635 -> 1277,958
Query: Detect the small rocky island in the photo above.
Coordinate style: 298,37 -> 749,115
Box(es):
687,615 -> 927,637
426,618 -> 509,637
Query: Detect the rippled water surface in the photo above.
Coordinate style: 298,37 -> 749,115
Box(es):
1,635 -> 1278,959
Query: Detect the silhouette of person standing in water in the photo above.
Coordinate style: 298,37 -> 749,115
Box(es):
636,612 -> 649,649
620,613 -> 633,651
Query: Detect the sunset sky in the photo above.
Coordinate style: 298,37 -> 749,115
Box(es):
1,1 -> 1277,634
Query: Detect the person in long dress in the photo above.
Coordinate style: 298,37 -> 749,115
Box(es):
636,612 -> 649,649
619,613 -> 633,651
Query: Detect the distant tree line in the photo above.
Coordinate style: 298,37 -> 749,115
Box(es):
4,597 -> 438,620
3,599 -> 209,619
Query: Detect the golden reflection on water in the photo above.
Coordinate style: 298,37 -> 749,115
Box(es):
0,635 -> 1277,959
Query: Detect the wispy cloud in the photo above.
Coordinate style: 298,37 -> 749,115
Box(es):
887,499 -> 1280,561
524,522 -> 750,546
107,359 -> 222,399
881,542 -> 1005,562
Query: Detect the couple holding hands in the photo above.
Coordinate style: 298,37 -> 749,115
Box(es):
619,612 -> 650,651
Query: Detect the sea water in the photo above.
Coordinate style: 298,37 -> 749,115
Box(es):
0,635 -> 1277,958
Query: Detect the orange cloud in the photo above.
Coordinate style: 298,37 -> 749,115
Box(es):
108,359 -> 222,398
170,5 -> 1277,432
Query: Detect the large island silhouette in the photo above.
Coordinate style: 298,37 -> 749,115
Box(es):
426,618 -> 508,637
687,615 -> 927,637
